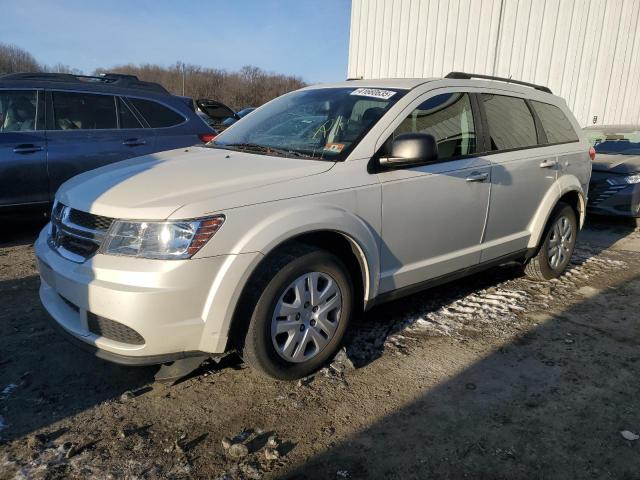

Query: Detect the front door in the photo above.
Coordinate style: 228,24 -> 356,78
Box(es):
0,89 -> 49,207
377,92 -> 491,293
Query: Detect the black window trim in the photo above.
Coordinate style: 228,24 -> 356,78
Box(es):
126,95 -> 188,130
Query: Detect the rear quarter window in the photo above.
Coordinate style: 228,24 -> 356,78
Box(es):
530,101 -> 579,144
128,98 -> 185,128
480,94 -> 538,151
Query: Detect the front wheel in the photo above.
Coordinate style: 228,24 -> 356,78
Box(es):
524,202 -> 577,281
240,245 -> 353,380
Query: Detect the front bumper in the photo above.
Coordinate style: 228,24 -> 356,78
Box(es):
587,176 -> 640,218
35,226 -> 262,364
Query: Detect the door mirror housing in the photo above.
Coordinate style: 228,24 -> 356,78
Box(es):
379,132 -> 439,168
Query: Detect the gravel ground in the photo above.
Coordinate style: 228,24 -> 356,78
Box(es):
1,218 -> 639,479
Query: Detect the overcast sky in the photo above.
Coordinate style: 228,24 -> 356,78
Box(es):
1,0 -> 352,83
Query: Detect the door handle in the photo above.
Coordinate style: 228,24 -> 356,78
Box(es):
13,144 -> 44,154
465,172 -> 489,182
539,159 -> 556,168
122,138 -> 146,147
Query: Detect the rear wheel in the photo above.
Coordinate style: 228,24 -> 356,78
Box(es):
240,245 -> 353,380
524,202 -> 577,281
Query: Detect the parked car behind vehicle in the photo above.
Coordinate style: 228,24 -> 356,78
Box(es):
584,125 -> 640,225
0,73 -> 215,212
36,72 -> 591,380
195,99 -> 255,132
195,99 -> 236,131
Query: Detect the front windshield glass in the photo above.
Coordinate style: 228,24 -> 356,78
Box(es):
210,87 -> 406,160
587,129 -> 640,155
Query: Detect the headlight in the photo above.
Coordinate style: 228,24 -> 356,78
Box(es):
607,174 -> 640,185
101,216 -> 225,259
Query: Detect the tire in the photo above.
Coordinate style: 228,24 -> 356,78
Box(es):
240,244 -> 354,380
524,202 -> 577,281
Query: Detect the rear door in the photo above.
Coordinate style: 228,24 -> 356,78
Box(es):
0,89 -> 49,207
478,93 -> 557,261
529,100 -> 587,194
45,90 -> 156,197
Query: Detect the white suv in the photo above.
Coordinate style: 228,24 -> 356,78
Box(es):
35,73 -> 592,379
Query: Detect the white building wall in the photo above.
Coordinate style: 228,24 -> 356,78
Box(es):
348,0 -> 640,127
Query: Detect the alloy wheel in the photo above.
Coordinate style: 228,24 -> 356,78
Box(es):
547,215 -> 573,270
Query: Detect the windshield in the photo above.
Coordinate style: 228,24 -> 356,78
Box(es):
587,129 -> 640,155
209,87 -> 406,160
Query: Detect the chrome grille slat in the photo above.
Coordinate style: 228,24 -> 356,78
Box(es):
49,204 -> 114,262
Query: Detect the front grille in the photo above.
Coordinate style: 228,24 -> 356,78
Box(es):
588,182 -> 627,206
87,313 -> 145,345
68,209 -> 114,232
49,204 -> 114,262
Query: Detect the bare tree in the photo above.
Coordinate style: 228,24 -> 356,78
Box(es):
43,62 -> 83,75
0,43 -> 40,74
96,62 -> 306,109
1,42 -> 306,109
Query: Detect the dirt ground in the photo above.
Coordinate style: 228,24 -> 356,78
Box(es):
1,216 -> 640,479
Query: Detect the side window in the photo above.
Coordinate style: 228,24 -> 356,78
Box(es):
530,101 -> 579,144
52,92 -> 117,130
118,98 -> 143,129
128,98 -> 184,128
394,93 -> 476,160
480,94 -> 538,150
0,90 -> 38,132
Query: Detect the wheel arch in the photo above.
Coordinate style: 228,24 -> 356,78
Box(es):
224,228 -> 375,352
528,177 -> 586,250
215,201 -> 381,351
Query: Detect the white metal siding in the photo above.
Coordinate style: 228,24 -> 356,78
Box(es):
348,0 -> 640,127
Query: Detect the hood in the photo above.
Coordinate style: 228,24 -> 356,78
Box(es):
57,147 -> 335,219
592,153 -> 640,175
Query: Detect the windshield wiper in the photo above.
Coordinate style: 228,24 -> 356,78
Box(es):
221,143 -> 319,159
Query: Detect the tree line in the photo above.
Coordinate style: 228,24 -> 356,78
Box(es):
0,43 -> 306,109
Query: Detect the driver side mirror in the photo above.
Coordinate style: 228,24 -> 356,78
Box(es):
379,132 -> 438,168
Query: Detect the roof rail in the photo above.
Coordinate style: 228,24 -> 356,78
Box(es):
445,71 -> 552,94
0,72 -> 170,94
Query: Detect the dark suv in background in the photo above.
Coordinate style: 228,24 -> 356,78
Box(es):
0,73 -> 215,211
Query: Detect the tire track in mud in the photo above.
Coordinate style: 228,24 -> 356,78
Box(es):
345,246 -> 630,364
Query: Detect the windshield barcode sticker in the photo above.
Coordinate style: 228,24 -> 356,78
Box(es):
350,88 -> 396,100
